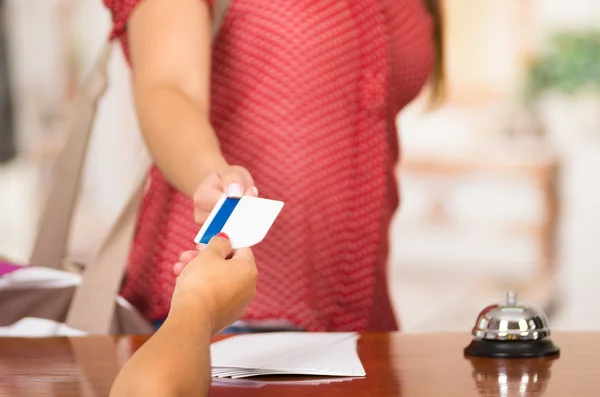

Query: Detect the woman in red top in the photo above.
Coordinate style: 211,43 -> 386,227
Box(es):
104,0 -> 444,332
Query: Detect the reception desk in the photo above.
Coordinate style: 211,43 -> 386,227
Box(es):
0,332 -> 597,396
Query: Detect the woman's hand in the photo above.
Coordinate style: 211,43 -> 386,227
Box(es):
192,165 -> 258,224
171,233 -> 257,335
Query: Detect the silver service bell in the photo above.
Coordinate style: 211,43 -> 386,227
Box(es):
464,291 -> 560,358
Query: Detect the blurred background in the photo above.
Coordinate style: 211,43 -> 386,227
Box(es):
0,0 -> 598,332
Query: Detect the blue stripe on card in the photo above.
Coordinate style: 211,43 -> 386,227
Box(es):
199,197 -> 240,244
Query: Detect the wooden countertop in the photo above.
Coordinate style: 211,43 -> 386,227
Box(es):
0,332 -> 597,396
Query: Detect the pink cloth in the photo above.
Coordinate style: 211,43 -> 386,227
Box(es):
0,261 -> 21,277
104,0 -> 434,331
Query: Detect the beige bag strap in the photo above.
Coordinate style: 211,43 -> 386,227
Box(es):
65,0 -> 232,334
213,0 -> 230,37
29,43 -> 113,268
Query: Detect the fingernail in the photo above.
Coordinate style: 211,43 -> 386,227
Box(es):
227,183 -> 243,198
251,186 -> 259,196
216,232 -> 229,240
177,252 -> 183,261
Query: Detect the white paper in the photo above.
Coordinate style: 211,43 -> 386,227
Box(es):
210,332 -> 366,379
0,267 -> 80,289
235,338 -> 365,379
0,268 -> 135,338
0,317 -> 86,337
212,377 -> 355,388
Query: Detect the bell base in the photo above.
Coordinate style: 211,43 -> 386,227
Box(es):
464,338 -> 560,359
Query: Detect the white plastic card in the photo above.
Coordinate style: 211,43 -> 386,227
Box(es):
194,195 -> 284,249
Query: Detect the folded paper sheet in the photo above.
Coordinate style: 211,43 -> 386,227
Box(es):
211,332 -> 366,379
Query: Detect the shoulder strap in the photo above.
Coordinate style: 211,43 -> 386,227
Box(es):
213,0 -> 231,37
29,43 -> 113,269
59,0 -> 231,333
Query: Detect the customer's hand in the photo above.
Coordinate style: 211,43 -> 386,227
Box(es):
192,165 -> 258,224
171,233 -> 257,335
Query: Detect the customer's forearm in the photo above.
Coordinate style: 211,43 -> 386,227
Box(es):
109,307 -> 213,397
135,85 -> 228,197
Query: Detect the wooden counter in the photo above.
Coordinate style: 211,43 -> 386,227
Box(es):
0,332 -> 597,396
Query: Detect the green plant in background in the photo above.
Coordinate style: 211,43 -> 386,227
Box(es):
524,30 -> 600,102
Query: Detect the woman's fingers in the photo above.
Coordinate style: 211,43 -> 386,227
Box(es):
193,192 -> 223,225
245,186 -> 259,197
221,166 -> 256,198
193,165 -> 258,225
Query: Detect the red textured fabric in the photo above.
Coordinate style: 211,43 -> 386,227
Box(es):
104,0 -> 434,331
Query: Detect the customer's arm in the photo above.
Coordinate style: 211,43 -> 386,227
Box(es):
109,234 -> 257,397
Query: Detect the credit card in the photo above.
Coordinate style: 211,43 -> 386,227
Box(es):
194,194 -> 284,249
